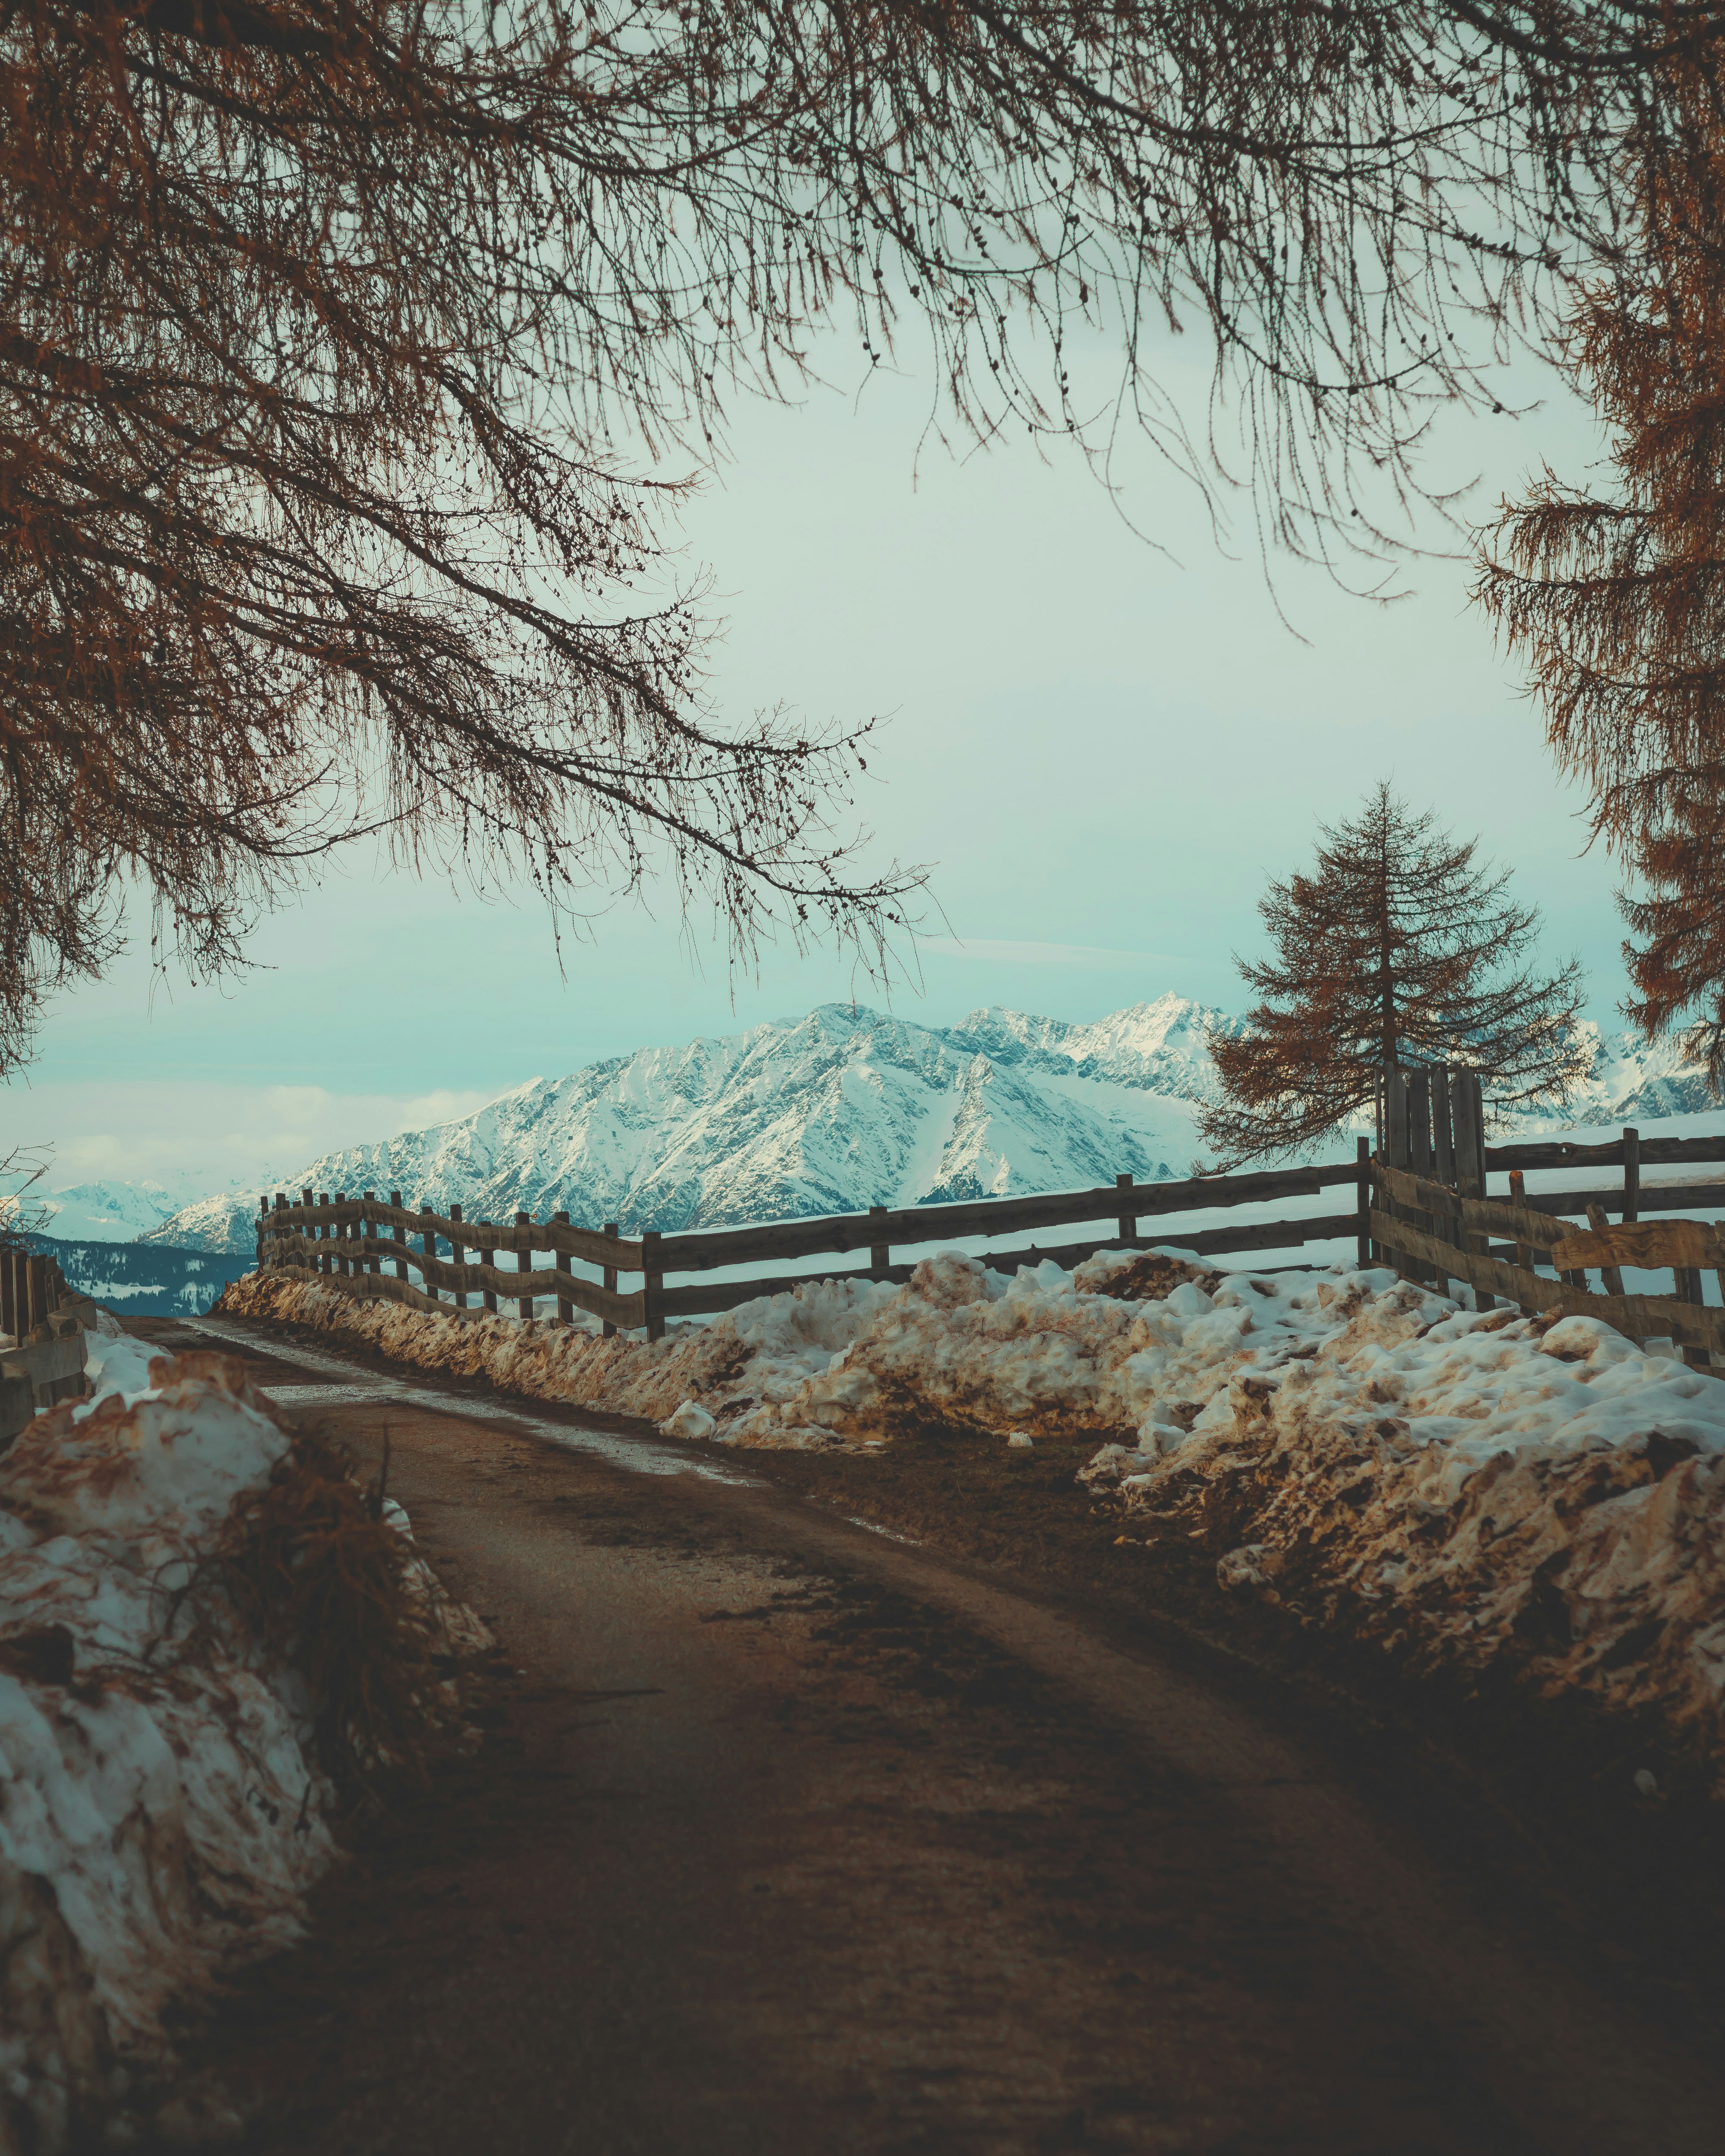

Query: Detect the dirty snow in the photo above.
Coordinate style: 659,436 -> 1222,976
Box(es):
226,1249 -> 1725,1791
0,1332 -> 479,2153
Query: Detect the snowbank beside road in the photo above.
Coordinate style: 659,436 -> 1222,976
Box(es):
225,1254 -> 1725,1792
0,1335 -> 479,2153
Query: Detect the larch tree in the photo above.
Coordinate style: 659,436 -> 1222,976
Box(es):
1476,70 -> 1725,1091
10,1 -> 1725,1075
1197,785 -> 1587,1164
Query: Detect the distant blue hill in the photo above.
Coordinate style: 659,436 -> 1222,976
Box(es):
24,1235 -> 254,1317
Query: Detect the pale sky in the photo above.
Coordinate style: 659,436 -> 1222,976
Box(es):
4,323 -> 1623,1198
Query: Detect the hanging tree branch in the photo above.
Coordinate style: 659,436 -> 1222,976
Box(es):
8,0 -> 1725,1072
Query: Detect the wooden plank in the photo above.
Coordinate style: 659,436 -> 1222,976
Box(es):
1356,1137 -> 1371,1268
514,1212 -> 533,1322
1373,1161 -> 1576,1249
285,1231 -> 571,1305
1385,1069 -> 1409,1170
448,1200 -> 467,1308
263,1258 -> 646,1330
643,1228 -> 664,1342
1585,1203 -> 1625,1298
1507,1181 -> 1725,1219
271,1197 -> 646,1271
1624,1125 -> 1640,1223
1432,1068 -> 1455,1185
1549,1220 -> 1723,1274
975,1212 -> 1361,1273
656,1211 -> 1364,1319
1408,1069 -> 1432,1176
1370,1211 -> 1725,1351
658,1267 -> 898,1318
0,1329 -> 88,1393
1486,1131 -> 1725,1172
649,1162 -> 1359,1276
258,1264 -> 467,1322
554,1211 -> 575,1325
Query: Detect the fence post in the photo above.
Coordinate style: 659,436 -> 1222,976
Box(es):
316,1193 -> 331,1274
421,1204 -> 439,1303
274,1194 -> 289,1278
1432,1066 -> 1454,1185
1408,1069 -> 1432,1177
1380,1065 -> 1406,1268
449,1202 -> 466,1309
335,1193 -> 349,1277
554,1212 -> 574,1323
642,1228 -> 664,1342
1623,1126 -> 1640,1223
514,1211 -> 533,1321
478,1220 -> 497,1313
1,1248 -> 14,1338
1405,1069 -> 1441,1286
869,1204 -> 890,1282
602,1222 -> 618,1339
256,1198 -> 267,1273
1452,1070 -> 1493,1312
390,1191 -> 407,1280
1384,1069 -> 1409,1171
1676,1264 -> 1708,1367
1115,1173 -> 1136,1246
1355,1137 -> 1371,1269
1507,1169 -> 1537,1315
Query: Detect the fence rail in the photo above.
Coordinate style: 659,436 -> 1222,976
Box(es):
1,1249 -> 97,1444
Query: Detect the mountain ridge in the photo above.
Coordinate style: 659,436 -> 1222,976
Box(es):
127,993 -> 1720,1253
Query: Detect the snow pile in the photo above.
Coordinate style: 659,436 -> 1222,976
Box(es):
1107,1280 -> 1725,1792
219,1265 -> 903,1441
0,1336 -> 479,2152
228,1252 -> 1725,1789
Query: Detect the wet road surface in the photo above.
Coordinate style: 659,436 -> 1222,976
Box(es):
144,1314 -> 1725,2156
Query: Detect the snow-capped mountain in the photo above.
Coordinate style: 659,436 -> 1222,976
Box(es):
1546,1023 -> 1719,1125
134,994 -> 1725,1253
36,1180 -> 183,1242
148,997 -> 1247,1249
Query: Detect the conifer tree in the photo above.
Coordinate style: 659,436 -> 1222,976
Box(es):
1197,785 -> 1587,1164
1476,74 -> 1725,1089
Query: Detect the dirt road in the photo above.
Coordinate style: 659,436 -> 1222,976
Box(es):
143,1314 -> 1725,2156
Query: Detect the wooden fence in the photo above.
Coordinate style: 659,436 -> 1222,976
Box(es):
252,1161 -> 1373,1340
1371,1064 -> 1725,1365
1,1249 -> 97,1444
251,1075 -> 1725,1357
